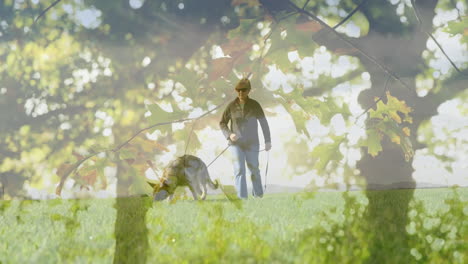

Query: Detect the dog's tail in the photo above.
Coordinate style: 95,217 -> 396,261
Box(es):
208,178 -> 219,189
203,166 -> 219,190
200,178 -> 218,201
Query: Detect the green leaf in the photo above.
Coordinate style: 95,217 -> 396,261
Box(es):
173,128 -> 202,153
311,136 -> 345,174
133,136 -> 170,153
360,129 -> 383,157
267,49 -> 292,71
368,117 -> 414,160
119,148 -> 136,161
219,184 -> 242,209
443,19 -> 468,38
227,19 -> 257,39
375,119 -> 401,144
280,100 -> 310,137
89,143 -> 108,153
173,68 -> 200,89
289,22 -> 319,58
351,11 -> 370,36
147,103 -> 173,123
147,103 -> 178,134
369,91 -> 412,124
319,97 -> 351,126
267,27 -> 294,71
401,136 -> 414,162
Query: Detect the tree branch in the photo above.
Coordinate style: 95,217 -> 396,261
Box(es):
415,69 -> 468,121
56,99 -> 230,196
426,33 -> 462,73
112,100 -> 228,153
411,0 -> 461,73
34,0 -> 63,24
286,0 -> 411,91
302,0 -> 311,10
353,75 -> 391,125
249,12 -> 297,79
333,0 -> 369,30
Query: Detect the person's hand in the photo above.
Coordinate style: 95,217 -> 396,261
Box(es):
265,142 -> 272,151
229,133 -> 239,142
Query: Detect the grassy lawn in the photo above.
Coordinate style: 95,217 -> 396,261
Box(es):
0,188 -> 466,263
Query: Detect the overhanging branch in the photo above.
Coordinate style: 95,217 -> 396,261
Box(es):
55,99 -> 230,196
33,0 -> 63,24
333,0 -> 369,30
411,0 -> 462,73
285,0 -> 411,91
113,99 -> 229,153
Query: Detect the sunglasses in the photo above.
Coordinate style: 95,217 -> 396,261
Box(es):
235,88 -> 250,92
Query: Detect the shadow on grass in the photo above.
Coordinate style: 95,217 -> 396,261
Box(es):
364,189 -> 415,264
113,196 -> 152,264
293,187 -> 466,263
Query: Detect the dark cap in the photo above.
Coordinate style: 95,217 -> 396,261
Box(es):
235,78 -> 251,91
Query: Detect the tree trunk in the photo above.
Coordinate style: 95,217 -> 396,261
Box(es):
355,1 -> 438,262
113,162 -> 152,264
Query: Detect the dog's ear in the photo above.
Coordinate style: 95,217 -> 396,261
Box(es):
147,181 -> 157,188
160,178 -> 178,193
164,177 -> 177,187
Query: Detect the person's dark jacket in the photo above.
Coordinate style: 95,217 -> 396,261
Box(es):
220,97 -> 271,149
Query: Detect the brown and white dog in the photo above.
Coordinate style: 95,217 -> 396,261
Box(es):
148,155 -> 219,201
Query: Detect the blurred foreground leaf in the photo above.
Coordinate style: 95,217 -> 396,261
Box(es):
219,184 -> 243,209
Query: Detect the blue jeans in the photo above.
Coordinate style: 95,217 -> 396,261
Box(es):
230,144 -> 263,199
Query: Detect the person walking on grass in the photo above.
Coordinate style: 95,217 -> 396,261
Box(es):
220,78 -> 271,199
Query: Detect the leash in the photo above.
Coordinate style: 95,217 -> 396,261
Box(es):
253,148 -> 271,192
207,144 -> 230,168
256,148 -> 270,191
264,150 -> 269,191
206,144 -> 270,193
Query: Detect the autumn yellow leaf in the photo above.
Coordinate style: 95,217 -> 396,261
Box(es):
389,111 -> 402,123
401,137 -> 414,161
390,134 -> 401,145
402,127 -> 411,136
386,91 -> 412,114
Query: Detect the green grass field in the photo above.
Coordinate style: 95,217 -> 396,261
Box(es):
0,188 -> 466,263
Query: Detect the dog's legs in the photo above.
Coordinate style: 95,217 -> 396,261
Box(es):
192,183 -> 204,201
185,167 -> 204,201
167,193 -> 175,202
200,182 -> 207,200
188,185 -> 198,200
